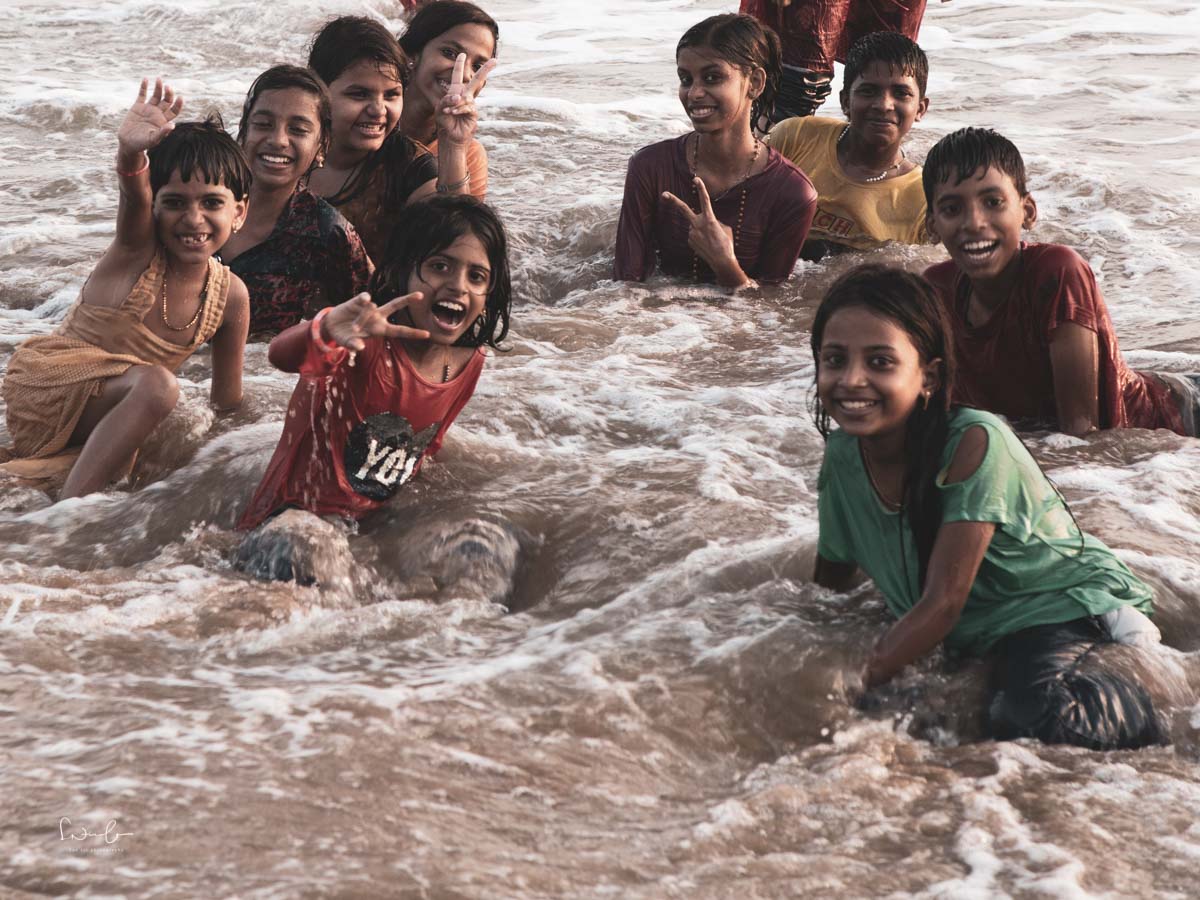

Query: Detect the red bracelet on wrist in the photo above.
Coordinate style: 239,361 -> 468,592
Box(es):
310,308 -> 343,358
116,152 -> 149,178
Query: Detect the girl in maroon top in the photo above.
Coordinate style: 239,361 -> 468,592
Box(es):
237,195 -> 511,536
222,65 -> 373,337
614,14 -> 817,288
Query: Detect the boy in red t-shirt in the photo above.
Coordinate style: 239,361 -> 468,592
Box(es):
921,127 -> 1199,437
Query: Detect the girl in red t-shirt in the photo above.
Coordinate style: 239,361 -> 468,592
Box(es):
235,195 -> 511,583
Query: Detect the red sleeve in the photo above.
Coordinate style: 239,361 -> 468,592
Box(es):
614,149 -> 659,282
757,165 -> 817,284
1031,245 -> 1104,341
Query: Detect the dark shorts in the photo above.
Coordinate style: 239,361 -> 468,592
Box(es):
770,65 -> 835,123
1153,372 -> 1200,436
988,617 -> 1167,751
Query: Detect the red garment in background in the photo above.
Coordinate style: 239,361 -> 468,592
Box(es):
740,0 -> 929,73
924,243 -> 1184,433
238,328 -> 485,530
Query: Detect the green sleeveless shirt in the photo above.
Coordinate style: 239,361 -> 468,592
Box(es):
817,408 -> 1153,655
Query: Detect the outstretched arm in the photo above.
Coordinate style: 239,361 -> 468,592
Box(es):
267,292 -> 431,373
1049,321 -> 1100,435
864,520 -> 994,686
864,425 -> 994,686
210,276 -> 250,410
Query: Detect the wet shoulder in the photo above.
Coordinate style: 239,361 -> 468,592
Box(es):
942,407 -> 1031,470
308,191 -> 356,240
284,190 -> 350,241
922,257 -> 959,296
819,427 -> 860,489
946,407 -> 1007,440
628,135 -> 687,171
1023,242 -> 1092,281
761,145 -> 816,204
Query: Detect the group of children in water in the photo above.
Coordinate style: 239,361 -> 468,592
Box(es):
1,4 -> 1192,753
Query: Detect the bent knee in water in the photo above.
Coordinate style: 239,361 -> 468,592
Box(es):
130,365 -> 181,418
988,618 -> 1169,751
234,509 -> 353,587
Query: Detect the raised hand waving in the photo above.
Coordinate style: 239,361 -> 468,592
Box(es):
118,78 -> 184,156
321,293 -> 431,352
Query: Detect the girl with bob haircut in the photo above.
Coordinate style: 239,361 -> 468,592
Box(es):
399,0 -> 499,199
224,64 -> 373,336
811,263 -> 1168,751
614,13 -> 817,288
1,81 -> 251,499
306,15 -> 491,263
237,194 -> 511,549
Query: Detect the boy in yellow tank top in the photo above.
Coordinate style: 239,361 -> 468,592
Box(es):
766,32 -> 929,259
1,79 -> 251,499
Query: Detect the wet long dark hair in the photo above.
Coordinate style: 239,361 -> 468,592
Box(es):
370,195 -> 511,351
399,1 -> 499,61
810,265 -> 955,588
307,16 -> 425,209
237,65 -> 331,176
676,14 -> 782,130
150,114 -> 252,200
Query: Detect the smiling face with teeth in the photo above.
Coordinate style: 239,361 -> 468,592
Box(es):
816,305 -> 941,444
241,87 -> 326,192
927,165 -> 1038,287
409,23 -> 495,119
152,170 -> 247,266
676,46 -> 762,134
840,61 -> 927,153
404,232 -> 491,344
327,60 -> 404,161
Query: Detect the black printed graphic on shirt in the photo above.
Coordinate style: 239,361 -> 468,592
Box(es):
343,413 -> 440,501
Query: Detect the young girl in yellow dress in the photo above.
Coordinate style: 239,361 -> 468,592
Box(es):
1,79 -> 251,499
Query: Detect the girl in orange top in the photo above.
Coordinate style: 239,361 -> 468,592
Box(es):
400,1 -> 499,200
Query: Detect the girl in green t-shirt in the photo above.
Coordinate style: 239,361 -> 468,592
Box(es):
811,264 -> 1167,750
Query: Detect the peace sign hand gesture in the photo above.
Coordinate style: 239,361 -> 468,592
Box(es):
661,177 -> 750,288
321,293 -> 431,352
117,78 -> 184,156
435,53 -> 497,147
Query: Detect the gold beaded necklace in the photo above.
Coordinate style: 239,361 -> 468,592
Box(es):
689,132 -> 759,281
160,265 -> 210,333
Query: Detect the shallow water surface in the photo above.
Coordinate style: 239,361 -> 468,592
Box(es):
2,0 -> 1200,897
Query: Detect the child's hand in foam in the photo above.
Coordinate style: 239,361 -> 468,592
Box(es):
321,293 -> 431,352
118,78 -> 184,155
435,53 -> 497,147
